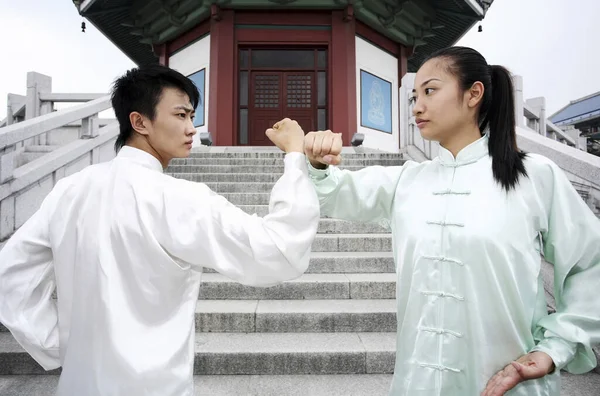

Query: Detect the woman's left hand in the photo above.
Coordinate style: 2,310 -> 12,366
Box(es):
481,351 -> 555,396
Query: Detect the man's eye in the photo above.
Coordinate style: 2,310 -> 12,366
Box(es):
408,97 -> 416,104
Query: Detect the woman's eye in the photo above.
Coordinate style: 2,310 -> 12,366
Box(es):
425,88 -> 435,95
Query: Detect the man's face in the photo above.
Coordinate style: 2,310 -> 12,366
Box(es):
145,87 -> 197,162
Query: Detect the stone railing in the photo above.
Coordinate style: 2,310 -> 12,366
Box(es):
1,72 -> 111,147
0,92 -> 117,241
399,72 -> 600,217
516,82 -> 587,151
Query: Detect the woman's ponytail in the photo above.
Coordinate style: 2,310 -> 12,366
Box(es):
423,47 -> 527,192
482,65 -> 527,192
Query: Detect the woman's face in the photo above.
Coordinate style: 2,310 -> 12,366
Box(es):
411,58 -> 479,145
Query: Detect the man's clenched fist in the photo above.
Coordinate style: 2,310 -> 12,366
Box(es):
304,130 -> 343,169
265,118 -> 305,153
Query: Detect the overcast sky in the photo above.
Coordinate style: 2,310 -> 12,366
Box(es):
1,0 -> 599,120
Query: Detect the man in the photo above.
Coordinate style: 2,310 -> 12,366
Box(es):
0,64 -> 319,396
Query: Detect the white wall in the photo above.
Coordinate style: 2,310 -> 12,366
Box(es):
169,35 -> 210,147
355,36 -> 399,152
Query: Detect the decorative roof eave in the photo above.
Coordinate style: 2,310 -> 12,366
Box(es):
463,0 -> 485,16
74,0 -> 493,70
74,0 -> 98,14
353,0 -> 442,48
125,0 -> 440,48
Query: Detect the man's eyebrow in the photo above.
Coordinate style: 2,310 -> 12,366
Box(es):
174,105 -> 194,112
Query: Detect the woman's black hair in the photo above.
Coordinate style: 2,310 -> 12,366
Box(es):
422,46 -> 527,192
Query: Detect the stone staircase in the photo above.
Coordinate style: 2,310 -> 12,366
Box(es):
0,148 -> 599,395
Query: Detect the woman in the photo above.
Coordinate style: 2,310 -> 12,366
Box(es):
304,46 -> 600,395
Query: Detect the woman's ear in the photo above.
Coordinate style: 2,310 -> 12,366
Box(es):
467,81 -> 485,109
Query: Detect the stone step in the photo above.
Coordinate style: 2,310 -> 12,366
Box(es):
0,272 -> 396,332
0,332 -> 396,375
202,182 -> 277,193
207,195 -> 372,225
0,252 -> 395,333
305,252 -> 395,273
171,158 -> 405,166
312,234 -> 391,252
201,252 -> 395,274
2,373 -> 600,396
219,192 -> 271,205
195,332 -> 397,375
235,203 -> 335,218
214,194 -> 382,215
198,273 -> 396,300
188,232 -> 392,252
0,374 -> 394,396
0,299 -> 396,334
319,219 -> 388,234
171,173 -> 286,183
166,165 -> 366,174
195,299 -> 396,333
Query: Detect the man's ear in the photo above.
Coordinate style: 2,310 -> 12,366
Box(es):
129,112 -> 149,136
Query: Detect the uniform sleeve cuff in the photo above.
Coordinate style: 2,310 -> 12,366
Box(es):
284,152 -> 308,174
306,159 -> 329,181
530,337 -> 577,371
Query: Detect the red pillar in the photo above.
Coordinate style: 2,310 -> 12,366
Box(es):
330,10 -> 357,146
398,45 -> 409,87
397,45 -> 409,150
153,44 -> 168,67
208,8 -> 235,146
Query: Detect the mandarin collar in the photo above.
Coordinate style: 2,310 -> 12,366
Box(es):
117,146 -> 164,173
438,133 -> 489,167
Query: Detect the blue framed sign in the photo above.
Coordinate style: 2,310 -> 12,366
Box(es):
188,68 -> 205,127
360,69 -> 392,133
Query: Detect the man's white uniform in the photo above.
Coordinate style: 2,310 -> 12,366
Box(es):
0,146 -> 319,396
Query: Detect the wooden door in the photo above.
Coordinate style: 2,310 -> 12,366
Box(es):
248,71 -> 316,145
248,72 -> 282,146
283,72 -> 315,134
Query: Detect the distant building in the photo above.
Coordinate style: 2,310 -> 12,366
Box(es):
550,92 -> 600,157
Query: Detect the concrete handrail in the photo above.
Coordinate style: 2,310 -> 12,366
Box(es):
0,95 -> 111,151
516,127 -> 600,187
0,123 -> 118,202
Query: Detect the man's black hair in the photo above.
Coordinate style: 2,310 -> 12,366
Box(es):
111,64 -> 200,152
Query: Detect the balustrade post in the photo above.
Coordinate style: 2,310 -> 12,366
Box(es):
25,72 -> 52,146
0,195 -> 15,241
512,75 -> 524,128
81,115 -> 99,139
0,146 -> 15,184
